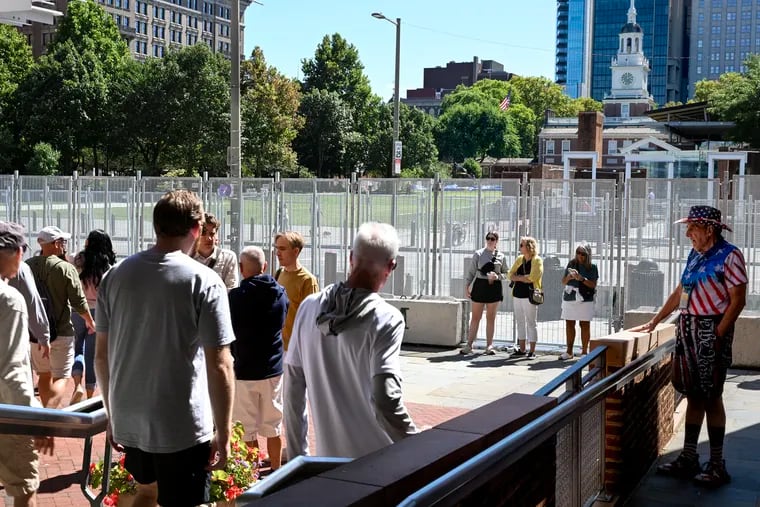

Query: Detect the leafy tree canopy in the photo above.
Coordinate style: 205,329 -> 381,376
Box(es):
293,89 -> 353,177
241,47 -> 303,177
703,55 -> 760,148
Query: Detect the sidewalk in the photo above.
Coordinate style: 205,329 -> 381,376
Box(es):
1,344 -> 571,506
626,368 -> 760,507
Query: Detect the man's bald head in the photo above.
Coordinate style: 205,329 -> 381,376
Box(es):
239,246 -> 267,279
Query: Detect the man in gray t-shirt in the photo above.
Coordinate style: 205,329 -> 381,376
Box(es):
95,190 -> 235,506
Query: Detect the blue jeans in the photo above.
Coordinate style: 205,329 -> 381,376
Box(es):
71,309 -> 96,390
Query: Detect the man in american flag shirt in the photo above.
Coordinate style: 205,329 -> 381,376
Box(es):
634,205 -> 746,489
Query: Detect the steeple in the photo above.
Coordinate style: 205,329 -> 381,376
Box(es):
627,0 -> 637,25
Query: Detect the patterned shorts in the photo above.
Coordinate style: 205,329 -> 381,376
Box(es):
672,314 -> 733,400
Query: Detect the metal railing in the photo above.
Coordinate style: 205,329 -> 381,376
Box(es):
398,337 -> 676,507
0,397 -> 110,506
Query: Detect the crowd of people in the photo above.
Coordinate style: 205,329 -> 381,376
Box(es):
0,200 -> 747,504
0,190 -> 417,506
462,232 -> 599,360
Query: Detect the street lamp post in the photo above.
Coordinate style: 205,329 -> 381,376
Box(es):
371,12 -> 401,177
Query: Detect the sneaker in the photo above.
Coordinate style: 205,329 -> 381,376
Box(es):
694,460 -> 731,488
459,345 -> 472,355
559,352 -> 573,360
484,345 -> 496,355
499,345 -> 516,353
526,352 -> 537,359
656,453 -> 701,479
511,350 -> 526,357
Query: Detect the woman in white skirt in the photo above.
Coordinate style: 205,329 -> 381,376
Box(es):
560,242 -> 599,359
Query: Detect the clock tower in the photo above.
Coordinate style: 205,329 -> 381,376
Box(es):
605,0 -> 655,116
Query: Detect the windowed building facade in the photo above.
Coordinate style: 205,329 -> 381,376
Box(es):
687,0 -> 760,95
17,0 -> 249,61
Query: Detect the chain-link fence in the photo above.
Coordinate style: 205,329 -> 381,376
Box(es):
3,172 -> 758,348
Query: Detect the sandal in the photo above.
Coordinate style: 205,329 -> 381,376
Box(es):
656,453 -> 700,479
693,460 -> 731,488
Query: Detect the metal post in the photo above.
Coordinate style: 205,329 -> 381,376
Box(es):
431,173 -> 441,295
228,0 -> 242,255
392,18 -> 401,178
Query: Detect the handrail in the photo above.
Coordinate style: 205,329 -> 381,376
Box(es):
0,396 -> 110,507
0,397 -> 107,438
534,345 -> 607,398
398,338 -> 675,507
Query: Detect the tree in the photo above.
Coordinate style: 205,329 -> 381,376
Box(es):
121,44 -> 230,176
301,34 -> 373,119
0,25 -> 33,172
14,0 -> 130,173
293,89 -> 352,177
506,104 -> 538,158
705,55 -> 760,148
435,102 -> 520,162
240,47 -> 302,177
300,33 -> 382,174
25,142 -> 60,175
363,103 -> 438,175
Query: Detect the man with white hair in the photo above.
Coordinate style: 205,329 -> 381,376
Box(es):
284,222 -> 418,459
229,246 -> 288,471
27,226 -> 95,408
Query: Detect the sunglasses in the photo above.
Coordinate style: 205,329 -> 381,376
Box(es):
486,236 -> 497,241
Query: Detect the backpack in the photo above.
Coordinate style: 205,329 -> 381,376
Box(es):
29,258 -> 60,343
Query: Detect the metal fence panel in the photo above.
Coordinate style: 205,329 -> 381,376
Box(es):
7,173 -> 758,349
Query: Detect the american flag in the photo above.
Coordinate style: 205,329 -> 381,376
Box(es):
499,91 -> 511,111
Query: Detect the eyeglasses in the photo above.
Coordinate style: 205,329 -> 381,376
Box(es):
486,236 -> 497,241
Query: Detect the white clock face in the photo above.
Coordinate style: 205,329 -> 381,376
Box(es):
621,72 -> 634,87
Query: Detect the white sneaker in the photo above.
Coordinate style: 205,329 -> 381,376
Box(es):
484,345 -> 496,355
460,345 -> 472,355
559,352 -> 573,360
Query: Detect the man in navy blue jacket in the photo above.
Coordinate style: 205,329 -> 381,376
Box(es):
229,246 -> 289,470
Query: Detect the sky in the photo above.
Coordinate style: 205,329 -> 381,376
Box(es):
243,0 -> 557,101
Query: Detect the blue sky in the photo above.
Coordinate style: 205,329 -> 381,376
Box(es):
243,1 -> 557,101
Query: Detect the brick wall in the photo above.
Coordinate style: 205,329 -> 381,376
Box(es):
604,357 -> 675,496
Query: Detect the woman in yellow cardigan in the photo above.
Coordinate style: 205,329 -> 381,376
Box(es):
507,237 -> 544,358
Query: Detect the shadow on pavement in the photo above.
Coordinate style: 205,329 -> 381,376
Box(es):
39,470 -> 82,494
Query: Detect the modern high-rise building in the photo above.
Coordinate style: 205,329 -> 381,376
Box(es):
687,0 -> 760,97
17,0 -> 249,60
555,0 -> 688,105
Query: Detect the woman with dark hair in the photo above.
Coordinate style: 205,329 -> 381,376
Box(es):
560,242 -> 598,360
462,232 -> 509,355
71,229 -> 116,402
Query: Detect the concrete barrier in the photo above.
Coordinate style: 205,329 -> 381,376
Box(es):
385,296 -> 466,347
624,308 -> 760,369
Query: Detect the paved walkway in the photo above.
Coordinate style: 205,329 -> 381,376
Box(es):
626,368 -> 760,507
4,345 -> 758,506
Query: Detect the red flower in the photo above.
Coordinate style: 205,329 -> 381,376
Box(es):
103,493 -> 119,506
127,474 -> 134,482
89,463 -> 96,473
227,475 -> 234,485
119,455 -> 126,467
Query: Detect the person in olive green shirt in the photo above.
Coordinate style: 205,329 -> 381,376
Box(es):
274,231 -> 319,351
27,226 -> 95,408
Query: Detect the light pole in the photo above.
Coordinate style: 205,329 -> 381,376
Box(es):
371,12 -> 401,177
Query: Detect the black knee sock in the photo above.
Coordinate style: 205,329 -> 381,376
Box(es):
707,425 -> 725,463
682,423 -> 701,460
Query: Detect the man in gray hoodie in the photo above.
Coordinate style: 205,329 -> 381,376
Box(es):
284,222 -> 417,459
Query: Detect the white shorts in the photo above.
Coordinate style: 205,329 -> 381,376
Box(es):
233,376 -> 283,439
30,335 -> 75,379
